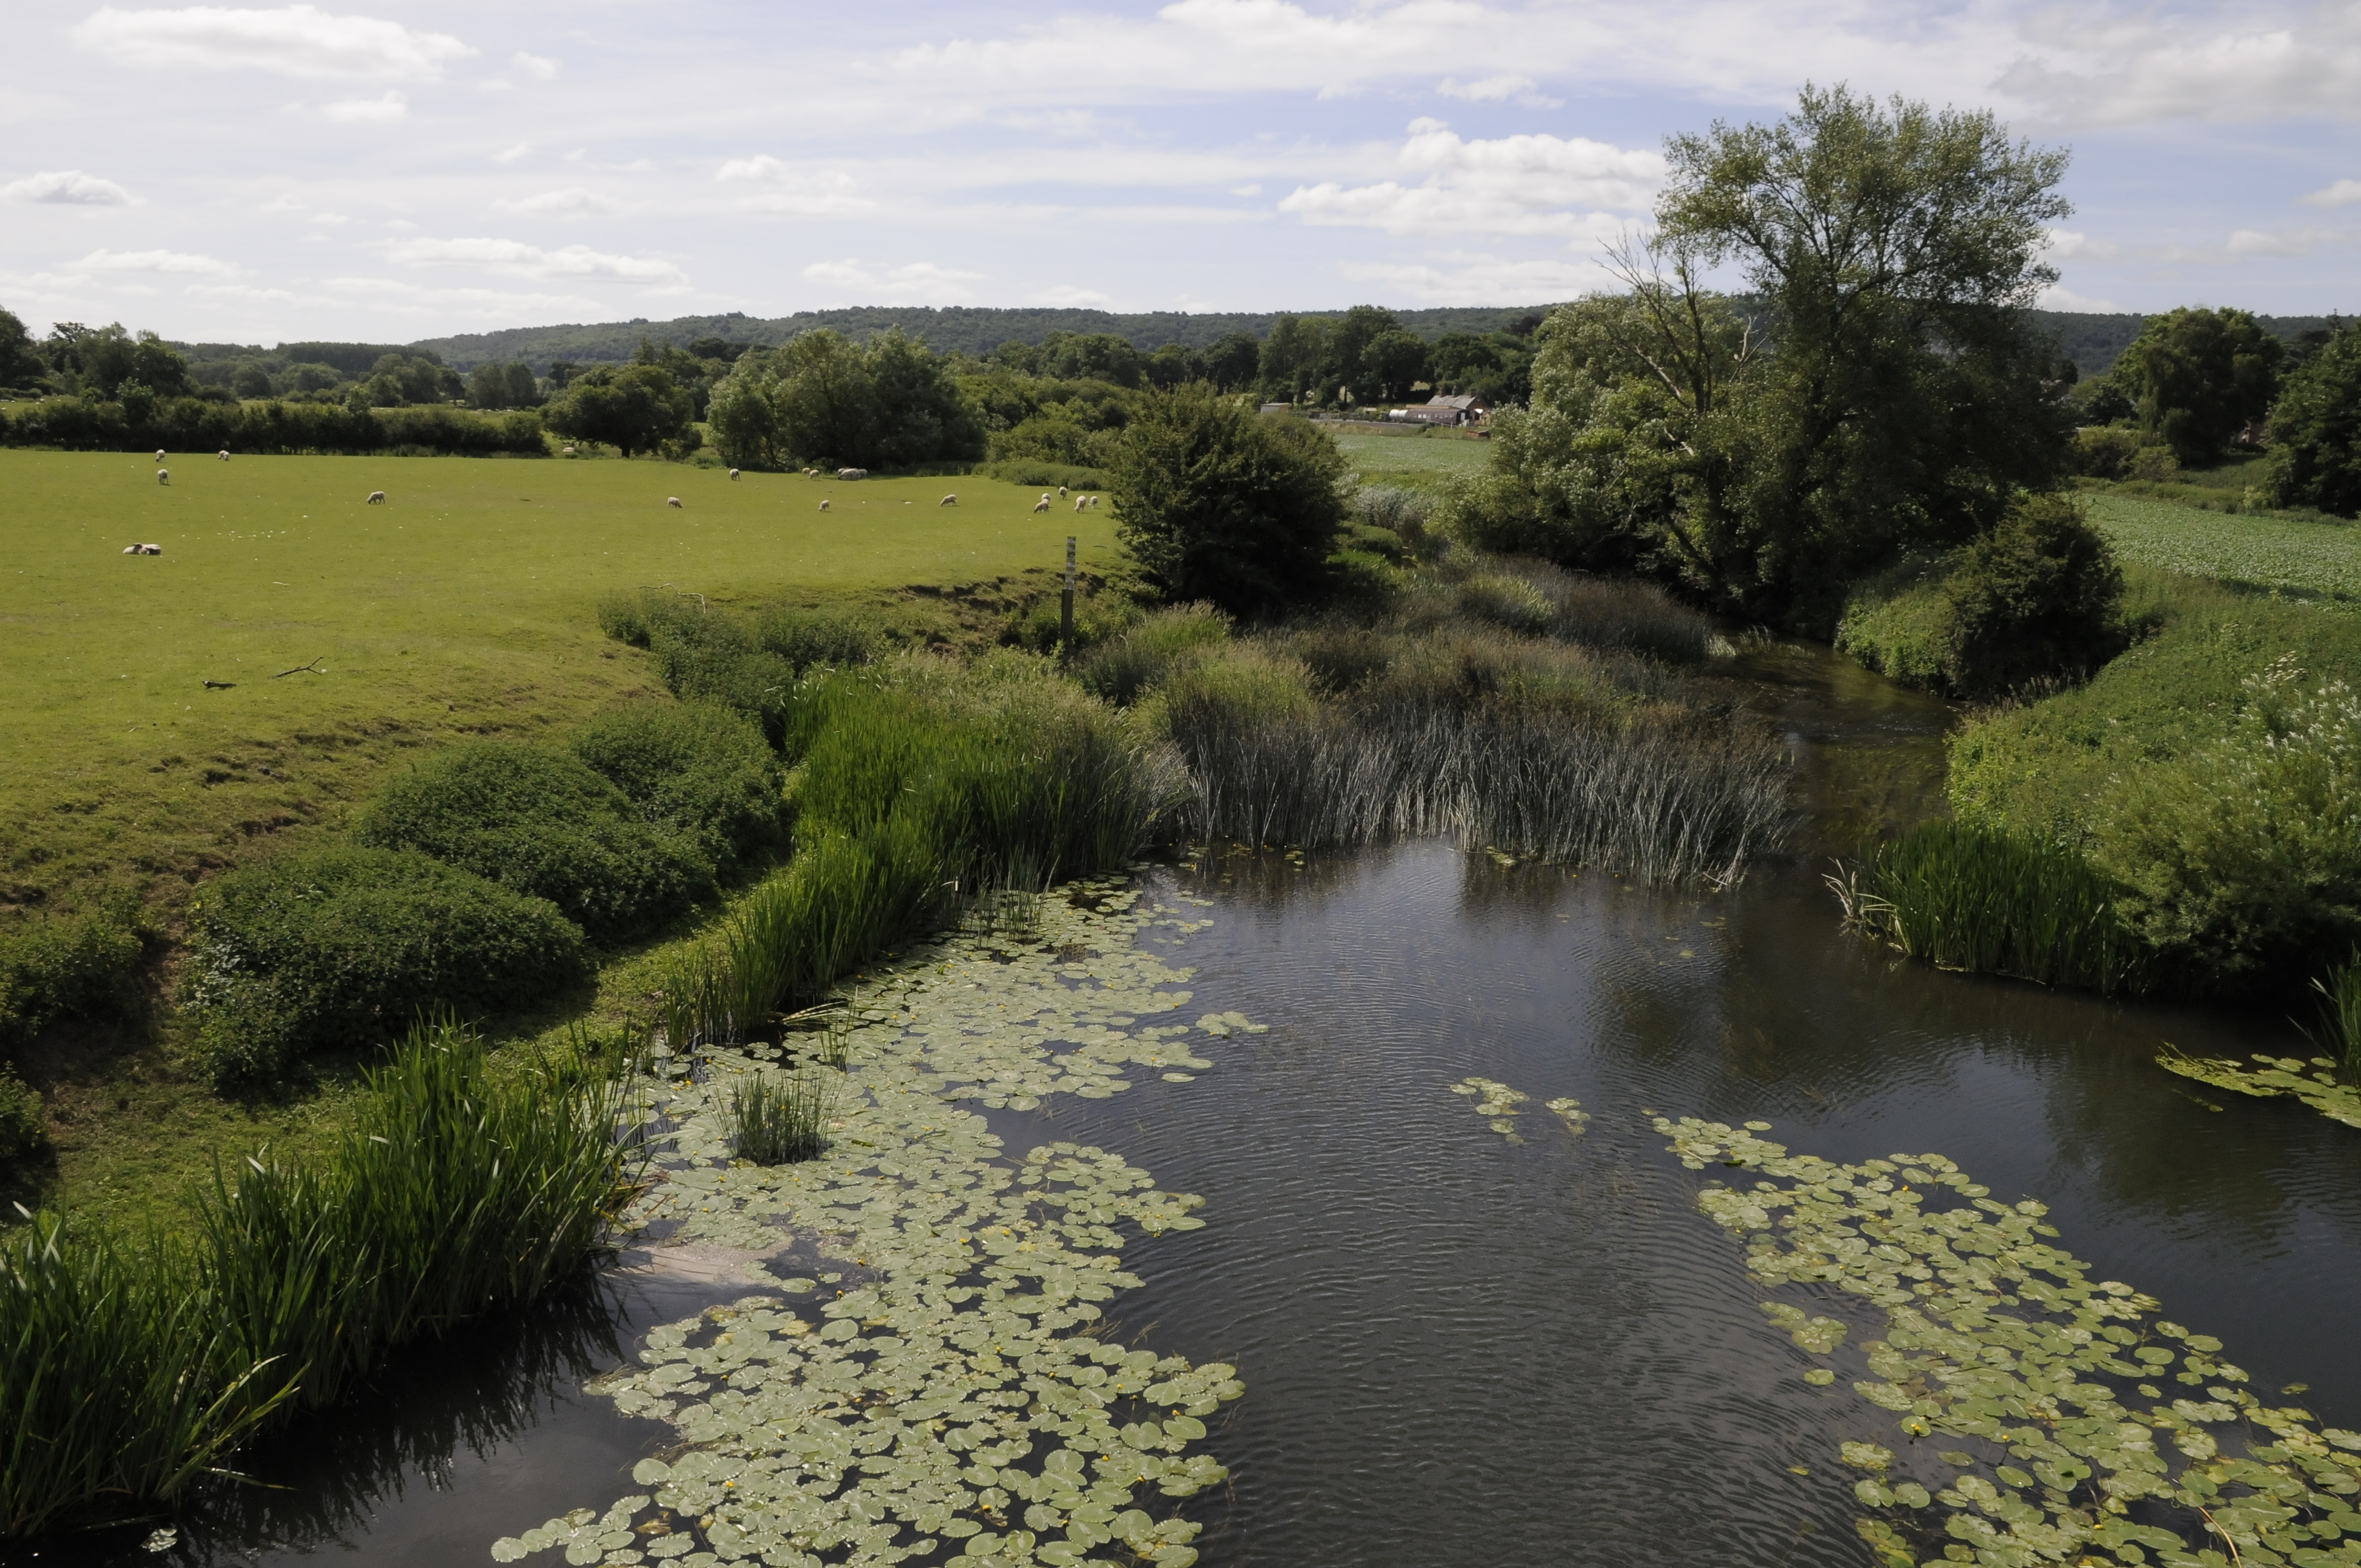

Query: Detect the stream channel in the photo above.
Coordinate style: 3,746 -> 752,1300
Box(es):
98,639 -> 2346,1568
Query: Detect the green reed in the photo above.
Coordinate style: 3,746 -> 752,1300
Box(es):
2304,952 -> 2361,1075
728,1069 -> 834,1166
1833,820 -> 2153,997
0,1020 -> 633,1539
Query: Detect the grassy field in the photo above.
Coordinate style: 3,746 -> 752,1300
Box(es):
1,451 -> 1118,918
1325,423 -> 1494,493
2083,491 -> 2361,603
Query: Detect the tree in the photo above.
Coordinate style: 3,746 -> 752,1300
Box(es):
545,363 -> 694,457
1203,331 -> 1262,393
1038,332 -> 1146,388
1144,344 -> 1202,391
1362,329 -> 1430,402
467,361 -> 541,410
230,361 -> 273,399
1476,85 -> 2077,626
0,308 -> 44,390
706,328 -> 982,471
1111,388 -> 1347,616
1318,304 -> 1405,404
2266,320 -> 2361,518
2104,307 -> 2283,465
1256,317 -> 1329,402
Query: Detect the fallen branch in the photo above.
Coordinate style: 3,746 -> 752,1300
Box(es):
274,657 -> 325,678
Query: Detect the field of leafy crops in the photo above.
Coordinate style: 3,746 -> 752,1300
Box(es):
2083,492 -> 2361,602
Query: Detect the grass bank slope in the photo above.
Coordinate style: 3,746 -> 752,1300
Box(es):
0,452 -> 1116,913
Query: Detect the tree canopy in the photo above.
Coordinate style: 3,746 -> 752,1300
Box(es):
2102,307 -> 2283,465
706,328 -> 982,472
2266,320 -> 2361,518
544,363 -> 694,458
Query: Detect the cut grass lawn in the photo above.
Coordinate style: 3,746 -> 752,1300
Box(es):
0,450 -> 1116,1230
1325,423 -> 1494,493
1,450 -> 1118,917
2083,491 -> 2361,604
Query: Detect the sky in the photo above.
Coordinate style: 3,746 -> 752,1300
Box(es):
2,0 -> 2356,347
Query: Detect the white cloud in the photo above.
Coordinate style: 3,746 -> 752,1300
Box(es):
2,168 -> 137,205
2037,284 -> 2124,313
1438,73 -> 1560,107
717,157 -> 875,215
2042,228 -> 2120,260
73,4 -> 472,81
511,51 -> 558,80
325,274 -> 606,318
1031,284 -> 1117,308
1339,249 -> 1612,304
2299,177 -> 2361,207
261,191 -> 304,211
185,281 -> 313,302
319,90 -> 406,121
77,247 -> 238,275
801,257 -> 983,304
492,142 -> 531,165
1280,117 -> 1658,237
1230,182 -> 1263,197
385,235 -> 684,282
1999,8 -> 2361,126
493,187 -> 625,217
2226,226 -> 2337,256
308,210 -> 350,225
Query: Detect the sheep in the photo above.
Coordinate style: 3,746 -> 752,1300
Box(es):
728,468 -> 741,481
156,469 -> 168,486
1032,493 -> 1052,514
1087,494 -> 1102,509
667,497 -> 683,509
836,467 -> 868,481
154,448 -> 166,462
562,445 -> 578,457
367,490 -> 386,504
1058,485 -> 1069,497
1073,495 -> 1089,513
122,543 -> 161,555
939,493 -> 958,506
217,449 -> 230,461
818,498 -> 831,511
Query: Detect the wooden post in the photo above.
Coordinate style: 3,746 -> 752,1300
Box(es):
1060,536 -> 1076,652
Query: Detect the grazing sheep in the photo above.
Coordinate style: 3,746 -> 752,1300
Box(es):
1074,495 -> 1089,513
836,467 -> 868,481
562,445 -> 578,457
1087,494 -> 1102,509
367,490 -> 386,504
1058,485 -> 1069,497
1032,493 -> 1052,514
122,542 -> 161,555
667,497 -> 683,509
819,498 -> 831,511
939,493 -> 958,506
728,468 -> 741,481
156,469 -> 169,485
154,448 -> 166,462
217,449 -> 230,461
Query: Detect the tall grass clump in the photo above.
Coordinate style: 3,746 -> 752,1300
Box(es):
1832,820 -> 2152,995
0,1021 -> 633,1539
1073,602 -> 1230,705
728,1069 -> 832,1165
2304,954 -> 2361,1076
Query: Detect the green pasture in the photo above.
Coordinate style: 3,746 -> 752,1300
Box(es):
1325,424 -> 1493,492
2084,491 -> 2361,603
0,451 -> 1118,913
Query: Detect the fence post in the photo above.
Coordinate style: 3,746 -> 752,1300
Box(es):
1061,535 -> 1076,653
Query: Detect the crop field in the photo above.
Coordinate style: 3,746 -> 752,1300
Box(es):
2084,491 -> 2361,603
1326,423 -> 1494,492
0,451 -> 1117,914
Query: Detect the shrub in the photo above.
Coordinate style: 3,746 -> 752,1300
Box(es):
754,606 -> 886,671
1074,603 -> 1232,706
2070,426 -> 2142,480
0,1067 -> 45,1168
2093,676 -> 2361,990
356,742 -> 714,940
1111,387 -> 1348,616
1838,495 -> 2123,700
0,901 -> 145,1049
569,700 -> 785,880
183,847 -> 585,1079
1457,573 -> 1555,635
975,459 -> 1112,492
1003,587 -> 1141,657
2266,321 -> 2361,519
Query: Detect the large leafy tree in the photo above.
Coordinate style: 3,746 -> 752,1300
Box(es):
0,308 -> 46,390
1112,389 -> 1347,616
545,363 -> 694,458
2103,307 -> 2283,465
1256,316 -> 1329,403
706,328 -> 982,471
1455,86 -> 2077,627
2266,320 -> 2361,518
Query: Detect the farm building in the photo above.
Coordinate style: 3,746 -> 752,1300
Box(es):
1386,394 -> 1489,427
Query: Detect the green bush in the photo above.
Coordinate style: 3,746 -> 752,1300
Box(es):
2070,426 -> 2142,480
0,1066 -> 45,1167
975,458 -> 1111,492
183,847 -> 585,1079
1003,587 -> 1141,657
570,700 -> 785,880
357,742 -> 713,940
0,902 -> 145,1049
754,606 -> 886,671
1837,494 -> 2124,700
2266,321 -> 2361,519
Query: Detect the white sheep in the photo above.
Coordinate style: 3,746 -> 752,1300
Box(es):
1059,485 -> 1069,497
217,449 -> 230,461
562,445 -> 578,457
1073,495 -> 1089,513
819,498 -> 831,511
939,493 -> 958,506
122,542 -> 161,555
667,497 -> 683,509
1087,494 -> 1101,509
837,467 -> 868,481
156,469 -> 168,485
1032,493 -> 1052,513
728,469 -> 741,481
367,490 -> 386,504
154,448 -> 166,462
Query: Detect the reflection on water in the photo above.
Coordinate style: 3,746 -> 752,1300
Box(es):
100,641 -> 2359,1567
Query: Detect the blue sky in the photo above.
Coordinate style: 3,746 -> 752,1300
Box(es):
3,1 -> 2355,345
